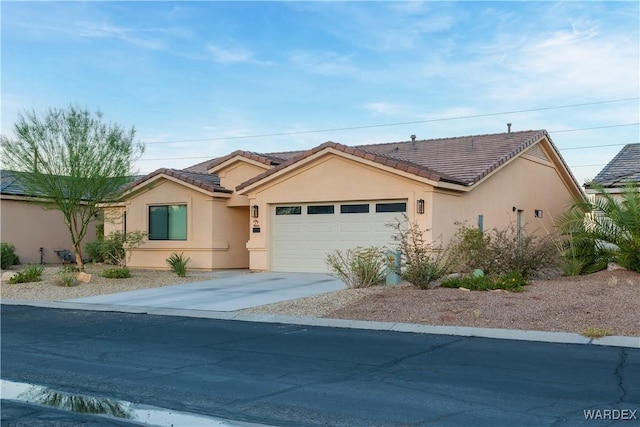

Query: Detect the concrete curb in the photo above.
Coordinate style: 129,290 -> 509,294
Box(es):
2,299 -> 638,348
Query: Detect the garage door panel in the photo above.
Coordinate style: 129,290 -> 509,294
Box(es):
272,201 -> 406,273
306,223 -> 337,233
339,222 -> 373,233
307,240 -> 336,250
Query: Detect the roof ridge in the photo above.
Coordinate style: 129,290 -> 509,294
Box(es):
356,129 -> 542,149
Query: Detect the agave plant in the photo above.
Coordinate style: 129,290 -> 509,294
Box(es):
557,182 -> 640,273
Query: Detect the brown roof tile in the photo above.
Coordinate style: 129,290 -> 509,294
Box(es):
122,168 -> 232,195
187,129 -> 573,193
184,149 -> 307,173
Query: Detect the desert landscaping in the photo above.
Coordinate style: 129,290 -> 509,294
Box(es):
1,264 -> 638,338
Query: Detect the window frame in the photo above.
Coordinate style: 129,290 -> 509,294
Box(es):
275,206 -> 302,215
340,204 -> 370,214
375,202 -> 407,213
307,205 -> 335,215
148,204 -> 188,241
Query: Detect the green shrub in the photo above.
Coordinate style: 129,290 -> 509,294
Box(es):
440,271 -> 527,292
85,230 -> 146,266
56,269 -> 78,287
448,223 -> 559,280
166,252 -> 190,277
326,246 -> 386,288
388,216 -> 449,289
1,242 -> 20,269
101,267 -> 131,279
85,239 -> 107,263
8,264 -> 44,284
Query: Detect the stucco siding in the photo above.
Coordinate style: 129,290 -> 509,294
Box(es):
1,198 -> 98,264
244,154 -> 434,270
217,161 -> 269,207
432,154 -> 577,244
117,179 -> 249,270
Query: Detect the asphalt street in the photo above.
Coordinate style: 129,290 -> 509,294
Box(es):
1,305 -> 638,426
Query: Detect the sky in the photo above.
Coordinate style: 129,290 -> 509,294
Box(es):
1,1 -> 638,186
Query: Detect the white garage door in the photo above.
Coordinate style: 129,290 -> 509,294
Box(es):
271,201 -> 407,273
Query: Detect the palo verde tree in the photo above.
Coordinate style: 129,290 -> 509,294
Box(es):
0,105 -> 144,271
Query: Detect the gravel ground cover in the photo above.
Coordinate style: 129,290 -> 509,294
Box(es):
2,264 -> 638,337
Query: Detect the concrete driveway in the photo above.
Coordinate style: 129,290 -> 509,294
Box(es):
67,271 -> 345,312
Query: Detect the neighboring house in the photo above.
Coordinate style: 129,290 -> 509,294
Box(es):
584,143 -> 640,198
0,170 -> 99,264
105,127 -> 583,273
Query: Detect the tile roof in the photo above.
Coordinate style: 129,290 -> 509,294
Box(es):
1,170 -> 139,200
122,168 -> 232,194
586,143 -> 640,188
184,150 -> 306,173
0,170 -> 46,197
237,130 -> 556,191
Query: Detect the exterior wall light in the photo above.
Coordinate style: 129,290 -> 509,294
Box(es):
251,205 -> 259,218
417,199 -> 425,214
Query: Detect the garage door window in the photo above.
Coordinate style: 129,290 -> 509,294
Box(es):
307,205 -> 335,215
375,202 -> 407,213
149,205 -> 187,240
340,204 -> 370,214
276,206 -> 302,215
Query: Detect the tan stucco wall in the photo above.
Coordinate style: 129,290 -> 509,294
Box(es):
244,153 -> 434,270
111,179 -> 249,270
0,198 -> 98,265
243,144 -> 580,271
215,161 -> 270,207
431,153 -> 578,245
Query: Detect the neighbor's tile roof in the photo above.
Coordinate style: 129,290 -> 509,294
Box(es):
184,150 -> 307,173
237,130 -> 553,190
122,168 -> 232,194
586,143 -> 640,188
1,170 -> 37,197
1,170 -> 140,200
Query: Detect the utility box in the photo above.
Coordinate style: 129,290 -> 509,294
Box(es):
385,250 -> 402,285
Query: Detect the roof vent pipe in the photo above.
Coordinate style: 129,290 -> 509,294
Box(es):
410,134 -> 416,142
507,123 -> 512,134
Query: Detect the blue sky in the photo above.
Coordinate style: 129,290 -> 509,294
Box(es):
2,1 -> 638,185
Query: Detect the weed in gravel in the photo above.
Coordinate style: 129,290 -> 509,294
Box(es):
441,272 -> 527,292
56,270 -> 78,287
101,267 -> 131,279
580,327 -> 613,339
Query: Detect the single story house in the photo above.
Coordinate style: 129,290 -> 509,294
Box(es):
104,127 -> 583,273
0,170 -> 99,264
584,143 -> 640,198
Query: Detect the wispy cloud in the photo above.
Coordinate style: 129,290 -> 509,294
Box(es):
206,43 -> 254,64
205,42 -> 274,66
289,50 -> 358,76
73,22 -> 169,50
363,102 -> 408,117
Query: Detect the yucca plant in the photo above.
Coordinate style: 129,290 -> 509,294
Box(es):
166,252 -> 190,277
557,182 -> 640,273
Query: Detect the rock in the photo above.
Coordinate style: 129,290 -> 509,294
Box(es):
458,287 -> 470,292
472,269 -> 485,277
1,271 -> 17,282
607,263 -> 626,271
77,272 -> 92,283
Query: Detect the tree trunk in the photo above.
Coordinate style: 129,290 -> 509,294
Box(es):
74,246 -> 85,272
